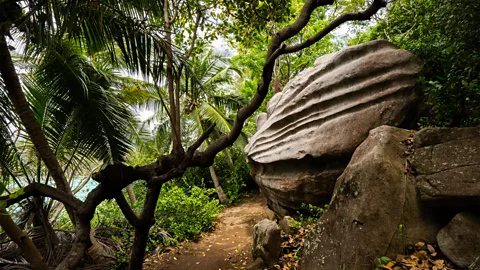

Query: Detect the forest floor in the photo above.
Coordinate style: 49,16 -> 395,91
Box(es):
143,193 -> 267,270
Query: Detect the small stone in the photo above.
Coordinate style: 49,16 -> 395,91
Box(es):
437,212 -> 480,268
278,216 -> 292,235
265,208 -> 276,221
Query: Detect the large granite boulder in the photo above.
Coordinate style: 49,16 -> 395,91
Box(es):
245,40 -> 422,215
411,127 -> 480,207
301,126 -> 446,270
437,212 -> 480,269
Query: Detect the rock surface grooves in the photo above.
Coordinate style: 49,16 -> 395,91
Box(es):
245,40 -> 422,214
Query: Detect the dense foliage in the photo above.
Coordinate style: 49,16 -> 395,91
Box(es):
1,0 -> 478,269
350,0 -> 480,127
91,184 -> 223,268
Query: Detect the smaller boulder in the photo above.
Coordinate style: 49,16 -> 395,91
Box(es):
253,219 -> 282,268
437,212 -> 480,269
265,208 -> 277,221
300,126 -> 445,269
278,216 -> 292,235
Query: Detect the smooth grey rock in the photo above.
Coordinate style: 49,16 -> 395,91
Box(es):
265,208 -> 276,221
245,40 -> 422,214
266,92 -> 283,117
253,219 -> 282,268
437,212 -> 480,269
301,126 -> 445,270
256,113 -> 268,130
412,127 -> 480,207
278,216 -> 292,235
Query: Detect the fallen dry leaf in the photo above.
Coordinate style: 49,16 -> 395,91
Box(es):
415,242 -> 425,247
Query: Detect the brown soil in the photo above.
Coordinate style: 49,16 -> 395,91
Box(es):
143,193 -> 267,270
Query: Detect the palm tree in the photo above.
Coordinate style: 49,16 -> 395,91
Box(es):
0,0 -> 169,220
0,77 -> 47,270
185,49 -> 247,205
120,49 -> 247,205
0,41 -> 140,265
0,1 -> 169,267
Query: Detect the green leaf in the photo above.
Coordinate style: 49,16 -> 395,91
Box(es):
379,256 -> 391,264
9,187 -> 24,200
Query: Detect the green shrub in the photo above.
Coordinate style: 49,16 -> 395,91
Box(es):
174,167 -> 211,192
84,183 -> 223,268
214,151 -> 252,203
289,203 -> 328,232
155,185 -> 223,242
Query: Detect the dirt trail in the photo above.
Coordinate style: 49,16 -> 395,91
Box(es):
144,194 -> 267,270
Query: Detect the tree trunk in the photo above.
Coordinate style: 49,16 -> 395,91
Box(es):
129,185 -> 162,270
126,185 -> 136,204
56,217 -> 90,270
209,166 -> 229,205
33,197 -> 58,262
225,150 -> 234,170
163,0 -> 182,154
87,230 -> 114,265
0,208 -> 48,270
0,35 -> 76,224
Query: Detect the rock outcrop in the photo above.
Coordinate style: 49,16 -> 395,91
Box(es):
437,212 -> 480,269
245,40 -> 422,214
301,126 -> 445,270
252,219 -> 282,268
411,127 -> 480,207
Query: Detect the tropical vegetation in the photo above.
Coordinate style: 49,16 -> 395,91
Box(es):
0,0 -> 477,269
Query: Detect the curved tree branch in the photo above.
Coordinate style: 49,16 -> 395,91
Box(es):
2,183 -> 82,210
183,8 -> 202,62
191,0 -> 379,166
282,0 -> 387,54
115,192 -> 140,227
55,1 -> 387,268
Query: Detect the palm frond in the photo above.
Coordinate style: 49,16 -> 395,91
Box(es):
198,102 -> 232,135
209,94 -> 248,115
24,41 -> 135,165
6,0 -> 171,82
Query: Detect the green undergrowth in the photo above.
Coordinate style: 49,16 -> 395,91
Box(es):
275,203 -> 328,269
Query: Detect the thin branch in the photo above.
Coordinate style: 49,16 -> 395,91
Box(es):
187,124 -> 215,157
150,167 -> 184,185
72,176 -> 91,194
183,9 -> 202,62
0,257 -> 29,266
282,0 -> 387,54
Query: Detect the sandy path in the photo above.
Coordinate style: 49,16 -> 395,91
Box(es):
144,194 -> 267,270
